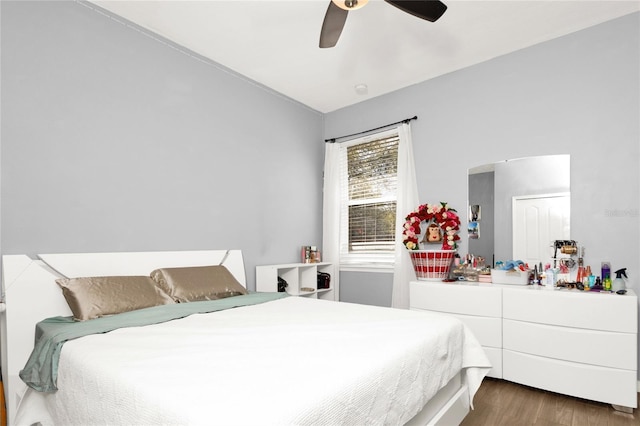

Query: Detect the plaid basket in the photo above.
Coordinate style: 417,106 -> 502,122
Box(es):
409,250 -> 456,281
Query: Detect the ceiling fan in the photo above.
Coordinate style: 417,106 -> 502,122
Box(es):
319,0 -> 447,48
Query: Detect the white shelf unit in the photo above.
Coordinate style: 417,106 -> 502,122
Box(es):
256,262 -> 337,301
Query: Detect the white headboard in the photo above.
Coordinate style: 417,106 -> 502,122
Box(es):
0,249 -> 246,425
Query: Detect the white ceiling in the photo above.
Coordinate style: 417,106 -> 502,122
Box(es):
89,0 -> 640,113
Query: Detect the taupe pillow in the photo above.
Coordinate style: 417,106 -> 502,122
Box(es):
150,265 -> 247,303
56,275 -> 175,321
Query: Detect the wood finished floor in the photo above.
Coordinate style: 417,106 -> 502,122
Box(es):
461,378 -> 639,426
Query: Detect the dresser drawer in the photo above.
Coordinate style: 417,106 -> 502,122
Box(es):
502,288 -> 637,333
447,313 -> 501,348
483,346 -> 502,379
503,319 -> 637,370
503,350 -> 638,408
410,281 -> 501,318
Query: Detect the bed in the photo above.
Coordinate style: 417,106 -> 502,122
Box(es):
0,250 -> 491,425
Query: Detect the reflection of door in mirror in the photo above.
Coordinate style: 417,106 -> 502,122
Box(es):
468,155 -> 570,268
513,193 -> 570,267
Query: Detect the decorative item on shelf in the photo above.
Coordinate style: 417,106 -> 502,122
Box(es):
277,276 -> 288,293
301,245 -> 321,263
317,272 -> 331,289
402,202 -> 461,281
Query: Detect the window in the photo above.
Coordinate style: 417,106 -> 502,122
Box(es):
339,131 -> 399,266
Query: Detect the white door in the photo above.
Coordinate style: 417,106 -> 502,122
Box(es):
513,193 -> 570,267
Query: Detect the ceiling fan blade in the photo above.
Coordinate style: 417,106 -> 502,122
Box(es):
319,1 -> 349,48
384,0 -> 447,22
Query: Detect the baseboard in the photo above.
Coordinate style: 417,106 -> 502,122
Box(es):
637,380 -> 640,393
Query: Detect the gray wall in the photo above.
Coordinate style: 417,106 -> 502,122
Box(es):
468,171 -> 494,266
1,1 -> 324,289
325,12 -> 639,376
339,271 -> 393,307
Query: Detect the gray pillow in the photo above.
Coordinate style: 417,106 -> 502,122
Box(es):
150,265 -> 247,303
56,275 -> 175,321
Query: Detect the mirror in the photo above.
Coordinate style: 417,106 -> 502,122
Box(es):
468,155 -> 570,268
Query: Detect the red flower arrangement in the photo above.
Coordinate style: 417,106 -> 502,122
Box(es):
402,202 -> 461,251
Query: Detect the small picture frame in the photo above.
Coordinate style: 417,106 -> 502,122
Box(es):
468,221 -> 480,239
469,205 -> 481,222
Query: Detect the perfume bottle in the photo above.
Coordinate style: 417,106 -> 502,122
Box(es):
576,264 -> 585,284
603,275 -> 612,291
575,247 -> 585,283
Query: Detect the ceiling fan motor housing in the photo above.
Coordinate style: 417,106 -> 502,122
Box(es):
333,0 -> 369,11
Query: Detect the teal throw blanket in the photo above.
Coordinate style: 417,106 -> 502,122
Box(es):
20,292 -> 287,392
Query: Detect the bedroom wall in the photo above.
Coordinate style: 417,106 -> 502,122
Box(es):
325,13 -> 639,376
467,171 -> 494,266
0,0 -> 324,289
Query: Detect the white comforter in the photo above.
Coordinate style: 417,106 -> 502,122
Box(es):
22,297 -> 490,425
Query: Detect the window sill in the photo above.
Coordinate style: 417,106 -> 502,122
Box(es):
339,263 -> 394,273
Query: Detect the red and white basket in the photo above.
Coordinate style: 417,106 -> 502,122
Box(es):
409,250 -> 456,281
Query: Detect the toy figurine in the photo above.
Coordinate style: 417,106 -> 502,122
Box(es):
423,222 -> 442,244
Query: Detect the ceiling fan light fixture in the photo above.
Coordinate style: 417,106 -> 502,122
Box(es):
332,0 -> 369,11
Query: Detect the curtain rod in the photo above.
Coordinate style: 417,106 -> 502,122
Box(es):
324,115 -> 417,143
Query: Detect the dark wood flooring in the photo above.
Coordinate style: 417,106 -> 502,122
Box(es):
461,378 -> 639,426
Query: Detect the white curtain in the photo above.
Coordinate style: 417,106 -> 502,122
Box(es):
391,123 -> 419,309
323,124 -> 418,308
322,142 -> 341,296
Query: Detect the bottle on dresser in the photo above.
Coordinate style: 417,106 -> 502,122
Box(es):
601,261 -> 611,291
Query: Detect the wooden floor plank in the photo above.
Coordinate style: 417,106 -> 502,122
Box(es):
461,378 -> 639,426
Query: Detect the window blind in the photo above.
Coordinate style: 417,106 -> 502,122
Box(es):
340,135 -> 399,260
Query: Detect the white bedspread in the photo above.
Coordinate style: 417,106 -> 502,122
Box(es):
24,297 -> 490,425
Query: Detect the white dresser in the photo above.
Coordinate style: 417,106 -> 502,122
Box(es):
410,281 -> 638,410
409,281 -> 503,379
